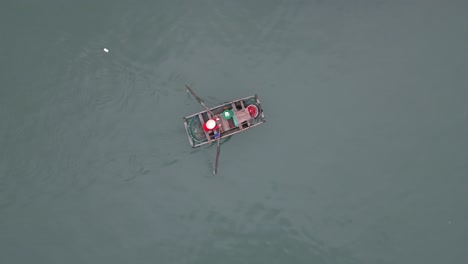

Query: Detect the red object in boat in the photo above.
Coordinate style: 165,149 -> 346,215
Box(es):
247,105 -> 258,118
203,119 -> 218,132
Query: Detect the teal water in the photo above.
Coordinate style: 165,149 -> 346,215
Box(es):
1,1 -> 468,263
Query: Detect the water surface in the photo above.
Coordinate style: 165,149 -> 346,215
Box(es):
1,1 -> 468,263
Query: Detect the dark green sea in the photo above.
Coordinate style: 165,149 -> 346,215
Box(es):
1,1 -> 467,263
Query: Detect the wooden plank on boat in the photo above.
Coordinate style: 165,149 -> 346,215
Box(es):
229,103 -> 243,130
242,100 -> 252,127
234,109 -> 251,126
241,101 -> 252,126
219,116 -> 230,132
198,113 -> 211,143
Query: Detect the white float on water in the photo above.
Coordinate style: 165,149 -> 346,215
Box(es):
103,48 -> 109,53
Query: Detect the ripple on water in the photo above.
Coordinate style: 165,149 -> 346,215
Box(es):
50,31 -> 194,185
65,40 -> 144,113
59,38 -> 157,174
3,8 -> 212,208
1,32 -> 168,209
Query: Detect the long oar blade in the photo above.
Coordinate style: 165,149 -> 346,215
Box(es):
185,84 -> 213,115
185,84 -> 220,174
214,134 -> 221,174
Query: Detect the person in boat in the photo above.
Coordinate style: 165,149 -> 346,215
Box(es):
202,118 -> 221,139
203,118 -> 220,132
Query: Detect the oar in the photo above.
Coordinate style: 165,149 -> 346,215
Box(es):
214,128 -> 221,175
185,85 -> 221,174
185,84 -> 214,116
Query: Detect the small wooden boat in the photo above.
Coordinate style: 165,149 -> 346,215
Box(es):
183,93 -> 266,148
182,85 -> 266,174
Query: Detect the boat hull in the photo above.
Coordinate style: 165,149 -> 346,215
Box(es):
183,94 -> 266,148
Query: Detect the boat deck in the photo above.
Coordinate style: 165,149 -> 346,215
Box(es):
183,94 -> 265,148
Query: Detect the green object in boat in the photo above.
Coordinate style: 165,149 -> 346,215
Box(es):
222,109 -> 233,120
232,115 -> 239,127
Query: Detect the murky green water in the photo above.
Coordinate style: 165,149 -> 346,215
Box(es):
1,1 -> 467,263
